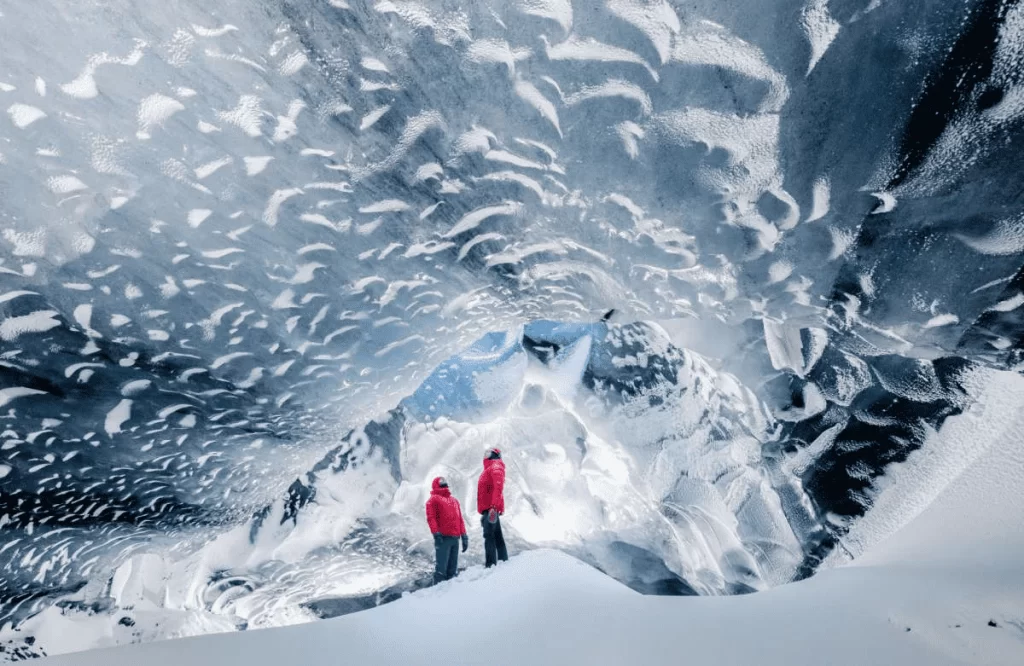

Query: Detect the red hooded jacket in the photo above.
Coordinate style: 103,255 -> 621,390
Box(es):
425,477 -> 467,537
477,457 -> 506,515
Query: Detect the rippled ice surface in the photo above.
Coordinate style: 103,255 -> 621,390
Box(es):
1,0 -> 1024,659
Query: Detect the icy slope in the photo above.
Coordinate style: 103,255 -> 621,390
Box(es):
29,363 -> 1024,665
39,375 -> 1024,665
39,485 -> 1024,666
1,322 -> 1004,659
5,321 -> 787,655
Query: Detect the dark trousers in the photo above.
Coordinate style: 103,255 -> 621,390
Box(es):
481,515 -> 509,567
434,535 -> 460,583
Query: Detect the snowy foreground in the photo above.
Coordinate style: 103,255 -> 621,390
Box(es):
41,414 -> 1024,666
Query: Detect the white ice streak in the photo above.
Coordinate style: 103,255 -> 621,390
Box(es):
607,0 -> 681,65
443,202 -> 522,238
989,292 -> 1024,313
272,100 -> 305,142
0,387 -> 47,408
360,57 -> 390,73
60,40 -> 146,99
121,380 -> 152,396
515,0 -> 573,34
278,51 -> 308,76
104,399 -> 133,437
47,175 -> 89,194
217,95 -> 264,137
192,24 -> 239,38
359,104 -> 392,132
458,233 -> 504,261
244,156 -> 273,176
466,39 -> 528,75
0,310 -> 62,341
955,213 -> 1024,256
187,209 -> 212,228
563,80 -> 652,116
545,35 -> 658,82
801,0 -> 841,75
210,352 -> 253,369
262,188 -> 304,226
869,191 -> 896,214
923,313 -> 959,329
7,104 -> 46,129
807,177 -> 831,222
358,199 -> 410,214
195,157 -> 234,179
136,94 -> 185,139
514,79 -> 561,136
0,290 -> 40,304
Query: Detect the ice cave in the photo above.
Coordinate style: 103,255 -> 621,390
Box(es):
0,1 -> 1023,664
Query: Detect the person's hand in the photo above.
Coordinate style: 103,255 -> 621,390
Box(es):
461,534 -> 469,552
488,508 -> 498,523
433,533 -> 442,546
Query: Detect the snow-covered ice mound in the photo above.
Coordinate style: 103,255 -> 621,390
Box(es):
37,405 -> 1024,666
4,324 -> 1022,660
37,549 -> 1024,666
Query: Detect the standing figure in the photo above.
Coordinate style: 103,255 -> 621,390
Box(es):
477,448 -> 509,567
425,476 -> 469,584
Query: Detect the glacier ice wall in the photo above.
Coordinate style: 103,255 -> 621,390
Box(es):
1,0 -> 1024,658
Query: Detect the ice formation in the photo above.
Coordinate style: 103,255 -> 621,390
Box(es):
1,0 -> 1023,659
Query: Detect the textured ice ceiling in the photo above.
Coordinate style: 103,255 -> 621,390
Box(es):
1,0 -> 1024,652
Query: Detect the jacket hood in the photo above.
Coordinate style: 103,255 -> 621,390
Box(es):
483,457 -> 505,470
431,476 -> 451,495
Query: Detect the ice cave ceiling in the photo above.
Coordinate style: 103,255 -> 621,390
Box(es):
0,0 -> 1023,652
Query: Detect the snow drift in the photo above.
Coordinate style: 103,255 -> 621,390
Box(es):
36,390 -> 1024,665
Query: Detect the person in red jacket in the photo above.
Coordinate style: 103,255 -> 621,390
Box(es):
477,448 -> 508,567
425,476 -> 468,583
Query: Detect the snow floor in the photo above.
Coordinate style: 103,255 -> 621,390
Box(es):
36,549 -> 1024,666
39,403 -> 1024,666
